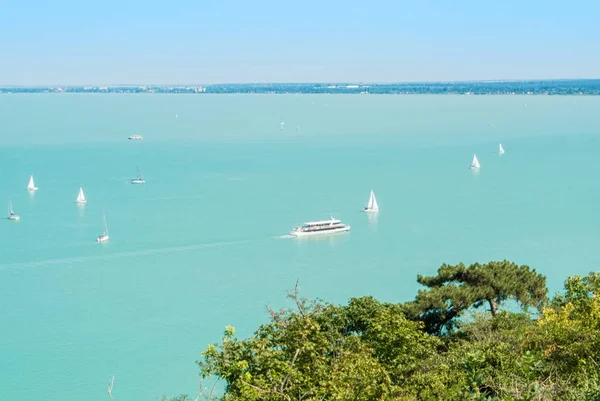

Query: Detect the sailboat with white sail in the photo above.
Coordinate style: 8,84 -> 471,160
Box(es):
499,143 -> 505,155
470,154 -> 481,170
76,187 -> 87,204
131,166 -> 145,184
97,212 -> 109,243
363,190 -> 379,213
27,174 -> 38,191
7,199 -> 20,220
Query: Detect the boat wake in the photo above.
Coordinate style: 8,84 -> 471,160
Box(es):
133,195 -> 207,202
0,238 -> 256,270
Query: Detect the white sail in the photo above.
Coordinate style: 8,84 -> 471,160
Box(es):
499,143 -> 505,155
371,192 -> 379,211
103,212 -> 109,236
7,198 -> 19,220
131,166 -> 145,184
97,211 -> 109,242
364,190 -> 379,212
76,187 -> 87,203
470,154 -> 481,170
27,174 -> 38,191
368,190 -> 379,211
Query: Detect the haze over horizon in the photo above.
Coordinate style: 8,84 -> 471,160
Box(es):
2,77 -> 600,88
2,0 -> 599,85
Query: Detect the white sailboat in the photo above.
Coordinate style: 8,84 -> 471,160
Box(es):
27,174 -> 38,191
7,199 -> 20,220
76,187 -> 87,204
131,166 -> 145,184
97,212 -> 109,243
499,143 -> 505,155
363,190 -> 379,213
470,154 -> 481,170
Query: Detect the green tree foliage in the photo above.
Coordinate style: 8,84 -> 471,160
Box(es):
186,264 -> 600,401
403,261 -> 548,334
198,283 -> 438,400
527,273 -> 600,398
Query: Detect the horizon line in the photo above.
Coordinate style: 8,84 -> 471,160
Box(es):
1,77 -> 599,87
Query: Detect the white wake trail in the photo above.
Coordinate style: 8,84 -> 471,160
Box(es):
0,238 -> 255,270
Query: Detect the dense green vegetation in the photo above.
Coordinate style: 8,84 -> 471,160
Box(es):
176,261 -> 600,401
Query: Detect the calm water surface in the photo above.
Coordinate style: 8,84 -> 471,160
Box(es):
1,94 -> 599,400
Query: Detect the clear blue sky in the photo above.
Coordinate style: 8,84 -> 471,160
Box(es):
1,0 -> 598,84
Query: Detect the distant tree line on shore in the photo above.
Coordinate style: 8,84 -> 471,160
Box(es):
3,79 -> 600,95
166,261 -> 600,401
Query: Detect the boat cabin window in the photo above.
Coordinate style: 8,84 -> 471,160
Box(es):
302,222 -> 341,228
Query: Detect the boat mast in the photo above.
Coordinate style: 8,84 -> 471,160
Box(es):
103,211 -> 109,236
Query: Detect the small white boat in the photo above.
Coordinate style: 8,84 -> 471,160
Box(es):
7,199 -> 20,220
76,187 -> 87,204
470,154 -> 481,170
290,217 -> 350,237
27,174 -> 38,191
131,166 -> 145,184
363,190 -> 379,213
499,143 -> 505,155
128,134 -> 143,140
97,212 -> 109,243
280,122 -> 285,130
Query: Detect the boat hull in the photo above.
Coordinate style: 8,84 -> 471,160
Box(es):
27,187 -> 38,191
290,225 -> 350,237
362,208 -> 378,213
76,200 -> 87,204
97,235 -> 109,243
131,180 -> 145,184
7,215 -> 20,221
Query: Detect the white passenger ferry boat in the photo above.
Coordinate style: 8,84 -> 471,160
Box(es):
128,134 -> 143,140
290,217 -> 350,237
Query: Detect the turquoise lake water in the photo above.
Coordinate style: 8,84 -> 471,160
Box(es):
1,94 -> 600,400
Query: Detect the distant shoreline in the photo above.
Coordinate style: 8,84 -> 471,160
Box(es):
1,79 -> 600,95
